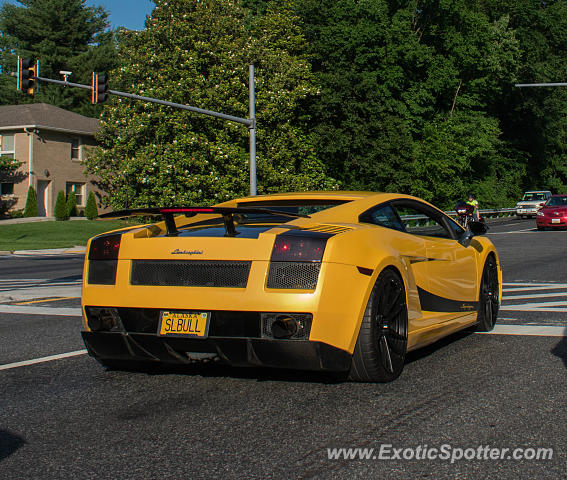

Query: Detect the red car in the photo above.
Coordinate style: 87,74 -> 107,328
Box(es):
536,195 -> 567,230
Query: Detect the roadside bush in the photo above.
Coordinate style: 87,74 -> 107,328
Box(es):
54,190 -> 68,221
66,192 -> 78,217
23,186 -> 38,217
85,191 -> 98,220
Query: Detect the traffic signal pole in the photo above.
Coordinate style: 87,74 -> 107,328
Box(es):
18,59 -> 258,195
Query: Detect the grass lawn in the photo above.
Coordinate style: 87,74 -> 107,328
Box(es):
0,220 -> 132,251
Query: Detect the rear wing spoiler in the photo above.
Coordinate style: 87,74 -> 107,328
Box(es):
99,207 -> 310,237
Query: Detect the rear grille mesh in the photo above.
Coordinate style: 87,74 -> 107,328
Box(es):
267,262 -> 321,290
131,260 -> 251,288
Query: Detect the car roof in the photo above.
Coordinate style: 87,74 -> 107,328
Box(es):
216,191 -> 446,224
525,190 -> 551,193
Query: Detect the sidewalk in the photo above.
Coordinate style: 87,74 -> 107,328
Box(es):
0,216 -> 87,225
0,246 -> 86,256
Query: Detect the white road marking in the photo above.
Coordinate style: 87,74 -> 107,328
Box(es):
503,284 -> 567,292
500,282 -> 567,312
486,228 -> 539,235
0,305 -> 82,316
478,325 -> 567,336
500,305 -> 567,312
0,350 -> 87,371
0,277 -> 82,302
503,292 -> 567,300
500,306 -> 567,312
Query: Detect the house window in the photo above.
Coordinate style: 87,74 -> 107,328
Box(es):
66,182 -> 85,206
71,138 -> 81,160
0,182 -> 14,195
0,134 -> 15,159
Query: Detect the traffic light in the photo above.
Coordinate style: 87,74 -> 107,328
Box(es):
19,58 -> 36,95
92,73 -> 109,104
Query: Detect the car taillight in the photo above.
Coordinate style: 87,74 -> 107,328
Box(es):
89,234 -> 121,260
88,234 -> 122,285
267,233 -> 329,290
271,234 -> 327,262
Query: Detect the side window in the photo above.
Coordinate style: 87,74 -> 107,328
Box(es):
445,216 -> 464,238
361,204 -> 404,231
71,138 -> 81,160
393,203 -> 453,239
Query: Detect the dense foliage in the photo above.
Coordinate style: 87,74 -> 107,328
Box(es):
87,0 -> 334,209
0,155 -> 22,216
0,0 -> 119,116
5,0 -> 567,209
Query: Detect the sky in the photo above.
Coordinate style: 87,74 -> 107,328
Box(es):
0,0 -> 155,31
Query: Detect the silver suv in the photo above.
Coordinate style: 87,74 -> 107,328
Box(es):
516,190 -> 552,218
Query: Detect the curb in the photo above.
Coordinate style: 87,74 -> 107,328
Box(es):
0,246 -> 86,256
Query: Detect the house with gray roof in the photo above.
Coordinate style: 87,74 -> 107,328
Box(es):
0,103 -> 102,217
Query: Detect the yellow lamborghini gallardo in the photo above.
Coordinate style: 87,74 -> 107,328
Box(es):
81,192 -> 501,382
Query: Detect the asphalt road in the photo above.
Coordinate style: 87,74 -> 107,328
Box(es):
1,219 -> 565,479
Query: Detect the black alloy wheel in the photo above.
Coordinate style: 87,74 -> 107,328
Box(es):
476,255 -> 499,332
350,269 -> 408,382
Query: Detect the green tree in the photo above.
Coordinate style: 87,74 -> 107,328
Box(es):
0,0 -> 119,116
54,190 -> 68,220
66,191 -> 77,217
0,154 -> 20,174
85,190 -> 98,220
0,155 -> 22,217
291,0 -> 523,207
87,0 -> 334,209
23,186 -> 38,217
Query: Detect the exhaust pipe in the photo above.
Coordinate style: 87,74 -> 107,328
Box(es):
271,316 -> 298,339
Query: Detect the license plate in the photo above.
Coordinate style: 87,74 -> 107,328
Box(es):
158,311 -> 210,337
552,218 -> 560,224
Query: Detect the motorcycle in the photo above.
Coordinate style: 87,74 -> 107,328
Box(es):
454,201 -> 475,228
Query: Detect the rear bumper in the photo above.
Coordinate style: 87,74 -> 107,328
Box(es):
536,218 -> 567,227
517,209 -> 538,216
82,331 -> 352,372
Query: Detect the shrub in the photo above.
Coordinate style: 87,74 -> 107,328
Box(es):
54,190 -> 68,221
85,191 -> 98,220
23,186 -> 38,217
66,191 -> 78,217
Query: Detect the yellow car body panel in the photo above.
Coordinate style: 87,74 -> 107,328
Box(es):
81,191 -> 502,373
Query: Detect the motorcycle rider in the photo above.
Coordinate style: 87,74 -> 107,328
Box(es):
466,194 -> 480,221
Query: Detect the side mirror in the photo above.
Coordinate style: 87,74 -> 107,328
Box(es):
458,221 -> 488,247
469,220 -> 488,236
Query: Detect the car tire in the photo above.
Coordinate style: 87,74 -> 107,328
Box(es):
537,226 -> 545,231
349,269 -> 408,382
476,255 -> 499,332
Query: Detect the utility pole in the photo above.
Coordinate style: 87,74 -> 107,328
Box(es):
16,57 -> 258,196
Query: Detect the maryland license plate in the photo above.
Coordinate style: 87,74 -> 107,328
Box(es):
552,218 -> 560,224
158,311 -> 210,337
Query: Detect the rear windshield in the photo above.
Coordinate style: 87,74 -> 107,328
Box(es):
545,197 -> 567,207
235,200 -> 350,219
522,193 -> 547,201
180,200 -> 350,229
